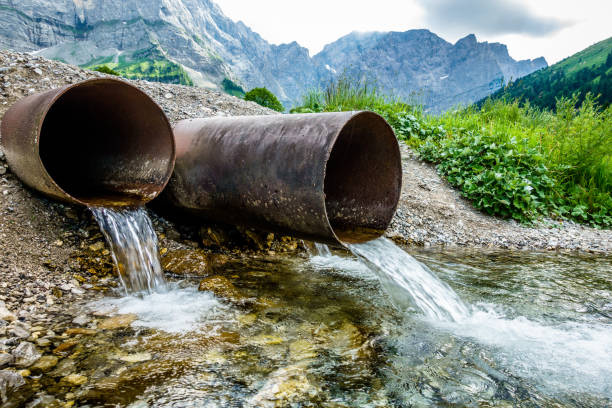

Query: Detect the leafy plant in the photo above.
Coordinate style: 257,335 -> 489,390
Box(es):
244,87 -> 285,112
418,132 -> 555,222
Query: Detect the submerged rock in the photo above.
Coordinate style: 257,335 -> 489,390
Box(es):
161,250 -> 229,276
62,373 -> 88,386
98,314 -> 138,330
12,341 -> 41,367
30,355 -> 58,373
0,369 -> 26,403
248,365 -> 323,407
198,276 -> 247,303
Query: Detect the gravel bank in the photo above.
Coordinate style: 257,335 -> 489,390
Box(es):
386,144 -> 611,253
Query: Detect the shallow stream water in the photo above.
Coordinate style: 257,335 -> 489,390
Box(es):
14,240 -> 612,407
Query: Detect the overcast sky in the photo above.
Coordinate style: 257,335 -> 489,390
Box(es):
214,0 -> 611,64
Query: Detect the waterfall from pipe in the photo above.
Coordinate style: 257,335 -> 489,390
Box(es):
314,237 -> 469,322
90,207 -> 166,294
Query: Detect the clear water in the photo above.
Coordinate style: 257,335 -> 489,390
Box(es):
12,244 -> 612,407
348,237 -> 470,321
90,207 -> 166,294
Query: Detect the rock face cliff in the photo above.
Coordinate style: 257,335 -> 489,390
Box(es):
316,31 -> 547,112
0,0 -> 546,111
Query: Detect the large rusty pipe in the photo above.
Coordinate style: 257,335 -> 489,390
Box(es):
0,78 -> 175,206
160,111 -> 402,244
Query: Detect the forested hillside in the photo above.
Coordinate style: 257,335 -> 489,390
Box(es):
485,37 -> 611,109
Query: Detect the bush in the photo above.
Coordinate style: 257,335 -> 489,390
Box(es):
93,65 -> 119,76
418,133 -> 555,222
244,87 -> 284,112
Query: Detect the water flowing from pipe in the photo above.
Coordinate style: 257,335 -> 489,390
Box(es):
313,238 -> 469,321
90,206 -> 166,295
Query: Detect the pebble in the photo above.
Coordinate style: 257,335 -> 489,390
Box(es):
30,355 -> 58,373
62,373 -> 88,386
98,314 -> 137,330
12,342 -> 41,367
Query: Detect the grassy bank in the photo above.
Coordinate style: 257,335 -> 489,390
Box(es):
292,79 -> 611,228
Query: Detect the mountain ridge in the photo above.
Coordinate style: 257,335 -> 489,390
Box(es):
0,0 -> 547,111
483,36 -> 612,110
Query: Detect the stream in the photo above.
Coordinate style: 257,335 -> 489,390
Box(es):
14,207 -> 610,407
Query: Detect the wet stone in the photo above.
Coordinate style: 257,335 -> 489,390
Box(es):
161,249 -> 213,276
98,314 -> 138,330
12,341 -> 41,368
198,276 -> 247,303
30,355 -> 58,373
0,370 -> 26,403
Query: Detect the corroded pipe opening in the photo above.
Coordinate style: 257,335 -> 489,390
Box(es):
0,79 -> 175,206
160,111 -> 401,245
324,112 -> 402,243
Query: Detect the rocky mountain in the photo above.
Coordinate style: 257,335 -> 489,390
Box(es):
0,0 -> 547,111
316,31 -> 547,111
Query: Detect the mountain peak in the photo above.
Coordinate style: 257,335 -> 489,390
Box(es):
455,34 -> 478,47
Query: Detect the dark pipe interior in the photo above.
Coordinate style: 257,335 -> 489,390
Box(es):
324,112 -> 402,243
39,81 -> 174,206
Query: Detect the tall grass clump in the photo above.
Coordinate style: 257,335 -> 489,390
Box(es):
290,74 -> 416,138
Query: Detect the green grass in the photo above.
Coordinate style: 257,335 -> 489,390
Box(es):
293,77 -> 612,228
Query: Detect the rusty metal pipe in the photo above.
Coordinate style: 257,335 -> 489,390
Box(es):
160,111 -> 402,244
0,78 -> 175,207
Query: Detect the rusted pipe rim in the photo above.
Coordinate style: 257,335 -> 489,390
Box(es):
322,111 -> 402,244
33,78 -> 175,206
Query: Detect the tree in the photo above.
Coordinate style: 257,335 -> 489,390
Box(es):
244,87 -> 284,112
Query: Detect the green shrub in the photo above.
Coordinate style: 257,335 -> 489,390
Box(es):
244,87 -> 284,112
93,65 -> 119,76
418,132 -> 555,222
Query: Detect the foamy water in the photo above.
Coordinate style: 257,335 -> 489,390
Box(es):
436,303 -> 612,397
91,283 -> 228,333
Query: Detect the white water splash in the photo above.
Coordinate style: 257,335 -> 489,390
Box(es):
314,242 -> 332,257
437,303 -> 612,397
348,238 -> 470,321
90,206 -> 166,294
91,284 -> 227,333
